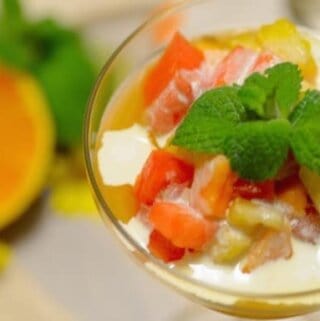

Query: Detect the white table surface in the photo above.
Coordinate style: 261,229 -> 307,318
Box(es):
2,1 -> 320,320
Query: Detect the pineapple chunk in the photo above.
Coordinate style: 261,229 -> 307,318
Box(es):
227,198 -> 285,232
300,166 -> 320,213
210,224 -> 251,264
257,19 -> 317,83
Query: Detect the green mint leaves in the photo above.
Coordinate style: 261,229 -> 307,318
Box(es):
238,62 -> 301,119
224,120 -> 290,181
172,62 -> 320,181
172,87 -> 246,153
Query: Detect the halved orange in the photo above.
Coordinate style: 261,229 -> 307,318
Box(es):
0,67 -> 54,229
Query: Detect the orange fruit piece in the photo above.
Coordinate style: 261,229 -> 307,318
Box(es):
149,201 -> 216,250
277,175 -> 308,216
191,155 -> 237,219
144,32 -> 204,105
0,67 -> 54,229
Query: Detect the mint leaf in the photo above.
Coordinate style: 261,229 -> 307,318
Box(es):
224,119 -> 291,181
238,72 -> 272,117
266,62 -> 302,118
289,90 -> 320,127
172,87 -> 246,153
290,126 -> 320,174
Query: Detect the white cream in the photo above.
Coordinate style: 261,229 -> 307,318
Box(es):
97,124 -> 154,186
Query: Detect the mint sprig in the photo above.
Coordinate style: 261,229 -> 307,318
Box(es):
172,62 -> 320,181
238,63 -> 301,119
172,87 -> 246,153
224,120 -> 290,181
266,62 -> 302,118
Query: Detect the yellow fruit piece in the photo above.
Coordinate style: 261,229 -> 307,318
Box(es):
227,198 -> 285,232
210,224 -> 251,264
101,185 -> 138,223
257,19 -> 317,83
51,180 -> 98,218
50,151 -> 98,218
300,166 -> 320,213
194,31 -> 259,51
0,243 -> 11,271
0,67 -> 54,229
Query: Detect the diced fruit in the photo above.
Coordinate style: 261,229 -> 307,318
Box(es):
212,46 -> 279,86
146,81 -> 190,134
212,47 -> 259,86
251,51 -> 280,73
220,31 -> 260,50
210,224 -> 252,264
227,198 -> 285,232
134,150 -> 194,205
242,227 -> 292,273
101,184 -> 138,223
148,230 -> 185,263
276,175 -> 308,216
257,19 -> 317,83
144,32 -> 204,105
289,209 -> 320,244
147,63 -> 215,134
149,201 -> 216,250
300,167 -> 320,213
233,179 -> 275,201
191,155 -> 237,219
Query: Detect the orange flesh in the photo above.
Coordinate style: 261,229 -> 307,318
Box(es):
0,72 -> 35,202
0,67 -> 54,228
278,180 -> 308,215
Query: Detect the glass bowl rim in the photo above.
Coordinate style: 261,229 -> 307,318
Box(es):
84,0 -> 320,302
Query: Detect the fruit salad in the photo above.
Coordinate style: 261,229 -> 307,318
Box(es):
96,19 -> 320,293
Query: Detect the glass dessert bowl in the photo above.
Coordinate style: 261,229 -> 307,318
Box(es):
84,0 -> 320,318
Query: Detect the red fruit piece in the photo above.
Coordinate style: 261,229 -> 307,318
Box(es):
144,32 -> 204,105
149,201 -> 216,250
233,178 -> 275,201
134,150 -> 194,206
148,230 -> 185,263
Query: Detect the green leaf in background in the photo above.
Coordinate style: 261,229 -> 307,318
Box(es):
0,0 -> 98,147
224,119 -> 291,181
35,42 -> 96,146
